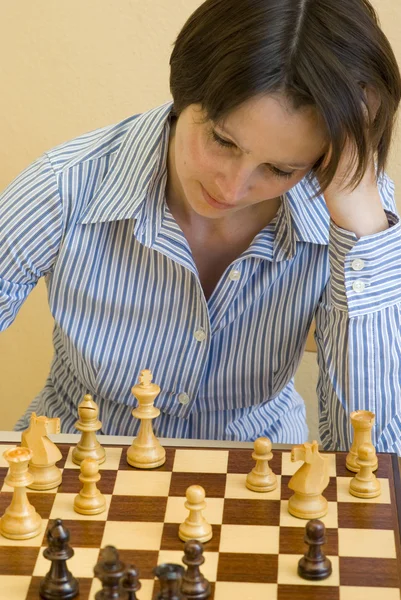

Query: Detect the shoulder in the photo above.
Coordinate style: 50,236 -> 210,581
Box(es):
44,113 -> 142,176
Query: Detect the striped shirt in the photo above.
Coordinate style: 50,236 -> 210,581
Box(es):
1,101 -> 401,453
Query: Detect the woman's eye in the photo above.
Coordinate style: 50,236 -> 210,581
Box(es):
268,166 -> 294,180
211,130 -> 235,148
211,129 -> 295,179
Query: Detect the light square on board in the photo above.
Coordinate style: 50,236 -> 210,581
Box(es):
278,554 -> 339,586
0,519 -> 48,547
219,524 -> 279,554
281,451 -> 336,477
338,528 -> 396,558
49,493 -> 111,521
339,586 -> 401,600
33,546 -> 100,578
113,470 -> 171,496
89,577 -> 154,600
102,521 -> 164,550
157,550 -> 219,582
64,446 -> 122,470
164,496 -> 224,524
336,477 -> 390,503
0,576 -> 32,598
279,500 -> 338,528
173,449 -> 229,473
214,582 -> 278,600
224,473 -> 281,500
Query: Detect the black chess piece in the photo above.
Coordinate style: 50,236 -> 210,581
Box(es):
94,545 -> 126,599
181,540 -> 211,599
39,518 -> 79,599
154,563 -> 185,600
298,519 -> 332,580
121,565 -> 141,600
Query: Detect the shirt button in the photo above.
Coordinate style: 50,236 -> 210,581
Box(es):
352,280 -> 365,293
178,393 -> 190,405
229,269 -> 241,281
351,259 -> 365,271
194,328 -> 207,342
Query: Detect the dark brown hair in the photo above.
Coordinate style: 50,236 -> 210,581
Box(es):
169,0 -> 401,194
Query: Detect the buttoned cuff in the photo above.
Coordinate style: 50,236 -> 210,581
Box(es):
328,211 -> 401,316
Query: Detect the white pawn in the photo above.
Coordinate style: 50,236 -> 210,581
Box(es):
349,443 -> 381,499
73,457 -> 106,515
178,485 -> 213,543
246,437 -> 277,492
72,395 -> 106,466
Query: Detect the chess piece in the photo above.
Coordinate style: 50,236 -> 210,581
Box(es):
288,441 -> 329,520
181,539 -> 211,599
72,395 -> 106,466
0,447 -> 42,539
126,369 -> 166,469
39,518 -> 79,599
121,565 -> 141,600
246,437 -> 277,492
349,443 -> 381,498
346,410 -> 378,473
94,545 -> 126,600
298,519 -> 332,580
178,485 -> 213,543
73,457 -> 106,515
21,413 -> 62,490
154,563 -> 185,600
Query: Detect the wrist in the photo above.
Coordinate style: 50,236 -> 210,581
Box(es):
326,184 -> 389,238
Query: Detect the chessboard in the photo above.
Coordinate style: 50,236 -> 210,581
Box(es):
0,438 -> 401,600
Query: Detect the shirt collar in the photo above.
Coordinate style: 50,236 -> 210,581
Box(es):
78,101 -> 174,227
78,100 -> 330,251
286,177 -> 330,246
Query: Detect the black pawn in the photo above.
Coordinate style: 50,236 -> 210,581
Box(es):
154,563 -> 185,600
298,519 -> 332,581
94,545 -> 126,599
181,540 -> 211,600
39,518 -> 79,599
121,565 -> 141,600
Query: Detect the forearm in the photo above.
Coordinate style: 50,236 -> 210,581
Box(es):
317,198 -> 401,454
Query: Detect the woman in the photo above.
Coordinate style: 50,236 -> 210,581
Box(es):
1,0 -> 400,452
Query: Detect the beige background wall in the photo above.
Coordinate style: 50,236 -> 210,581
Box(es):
1,1 -> 400,433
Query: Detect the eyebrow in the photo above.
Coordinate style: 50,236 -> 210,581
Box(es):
218,124 -> 313,170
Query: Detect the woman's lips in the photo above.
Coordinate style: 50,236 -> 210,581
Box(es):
201,185 -> 233,210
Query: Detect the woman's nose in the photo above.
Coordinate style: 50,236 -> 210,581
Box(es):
215,165 -> 254,204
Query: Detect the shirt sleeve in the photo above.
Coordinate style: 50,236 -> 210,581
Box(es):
0,154 -> 64,331
314,171 -> 401,455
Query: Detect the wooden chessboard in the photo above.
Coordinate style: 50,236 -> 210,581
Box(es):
0,437 -> 401,600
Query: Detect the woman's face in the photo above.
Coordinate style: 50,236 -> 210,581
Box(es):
168,94 -> 328,219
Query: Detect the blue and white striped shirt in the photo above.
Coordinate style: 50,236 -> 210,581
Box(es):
1,101 -> 401,453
